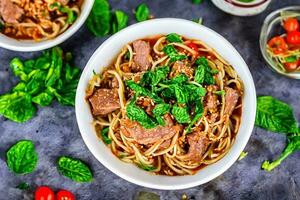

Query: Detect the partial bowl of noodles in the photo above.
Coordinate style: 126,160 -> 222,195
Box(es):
76,18 -> 256,189
0,0 -> 93,52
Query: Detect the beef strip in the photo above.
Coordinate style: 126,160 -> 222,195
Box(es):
0,0 -> 24,24
120,114 -> 180,145
185,131 -> 209,163
89,88 -> 120,116
224,87 -> 240,116
132,40 -> 152,72
205,85 -> 219,113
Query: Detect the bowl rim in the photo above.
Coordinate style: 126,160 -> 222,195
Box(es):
0,0 -> 94,52
75,18 -> 257,190
259,5 -> 300,79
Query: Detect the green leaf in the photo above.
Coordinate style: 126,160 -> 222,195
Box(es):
45,47 -> 63,87
126,80 -> 163,103
10,58 -> 28,82
184,84 -> 206,102
140,66 -> 170,89
112,10 -> 128,34
213,90 -> 225,96
262,135 -> 300,171
86,0 -> 111,36
0,92 -> 36,123
163,45 -> 187,63
100,127 -> 111,144
126,98 -> 157,129
135,3 -> 150,22
6,140 -> 38,174
166,33 -> 183,43
285,55 -> 297,63
16,182 -> 30,190
171,106 -> 191,123
255,96 -> 298,134
152,104 -> 170,116
57,156 -> 93,182
138,162 -> 156,171
32,91 -> 54,107
194,57 -> 215,85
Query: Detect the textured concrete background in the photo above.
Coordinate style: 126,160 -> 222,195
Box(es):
0,0 -> 300,199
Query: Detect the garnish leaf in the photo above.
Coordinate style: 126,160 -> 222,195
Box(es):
100,127 -> 112,144
112,10 -> 128,34
135,3 -> 150,22
166,33 -> 183,43
255,96 -> 298,134
57,156 -> 93,182
6,140 -> 38,174
171,106 -> 191,123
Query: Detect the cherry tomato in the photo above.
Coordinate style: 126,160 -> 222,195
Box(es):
283,18 -> 299,32
284,59 -> 299,72
56,190 -> 75,200
286,31 -> 300,45
267,36 -> 288,54
35,186 -> 55,200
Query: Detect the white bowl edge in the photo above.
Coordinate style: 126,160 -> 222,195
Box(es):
75,18 -> 257,190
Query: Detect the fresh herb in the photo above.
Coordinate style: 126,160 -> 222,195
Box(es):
214,90 -> 225,96
16,182 -> 30,190
152,103 -> 171,126
285,55 -> 297,63
194,57 -> 215,85
163,45 -> 187,63
255,96 -> 300,171
140,66 -> 170,90
0,47 -> 80,122
50,2 -> 77,24
112,10 -> 129,34
138,162 -> 156,171
166,33 -> 183,43
126,97 -> 157,129
135,3 -> 150,22
171,106 -> 191,123
6,140 -> 38,175
86,0 -> 112,36
262,135 -> 300,171
192,0 -> 203,4
255,96 -> 298,134
100,127 -> 112,144
57,156 -> 93,182
126,80 -> 163,103
238,151 -> 248,161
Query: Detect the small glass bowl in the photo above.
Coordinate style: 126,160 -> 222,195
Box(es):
260,6 -> 300,79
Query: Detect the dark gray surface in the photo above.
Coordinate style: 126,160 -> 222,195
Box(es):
0,0 -> 300,199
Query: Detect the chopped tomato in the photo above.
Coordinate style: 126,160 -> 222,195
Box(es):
56,190 -> 75,200
35,186 -> 55,200
283,18 -> 299,32
187,42 -> 198,51
286,31 -> 300,45
284,59 -> 299,72
267,36 -> 288,54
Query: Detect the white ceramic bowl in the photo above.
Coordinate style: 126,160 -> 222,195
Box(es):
76,18 -> 256,190
0,0 -> 94,52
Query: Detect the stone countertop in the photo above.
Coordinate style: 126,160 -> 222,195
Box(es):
0,0 -> 300,199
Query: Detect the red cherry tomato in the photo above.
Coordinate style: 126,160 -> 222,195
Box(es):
56,190 -> 75,200
286,31 -> 300,45
283,18 -> 299,32
35,186 -> 55,200
284,59 -> 299,72
267,36 -> 288,54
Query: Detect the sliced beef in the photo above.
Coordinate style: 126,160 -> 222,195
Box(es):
132,40 -> 152,72
89,88 -> 120,116
170,61 -> 194,79
205,85 -> 219,113
120,115 -> 180,145
0,0 -> 24,24
224,87 -> 239,116
185,131 -> 209,163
